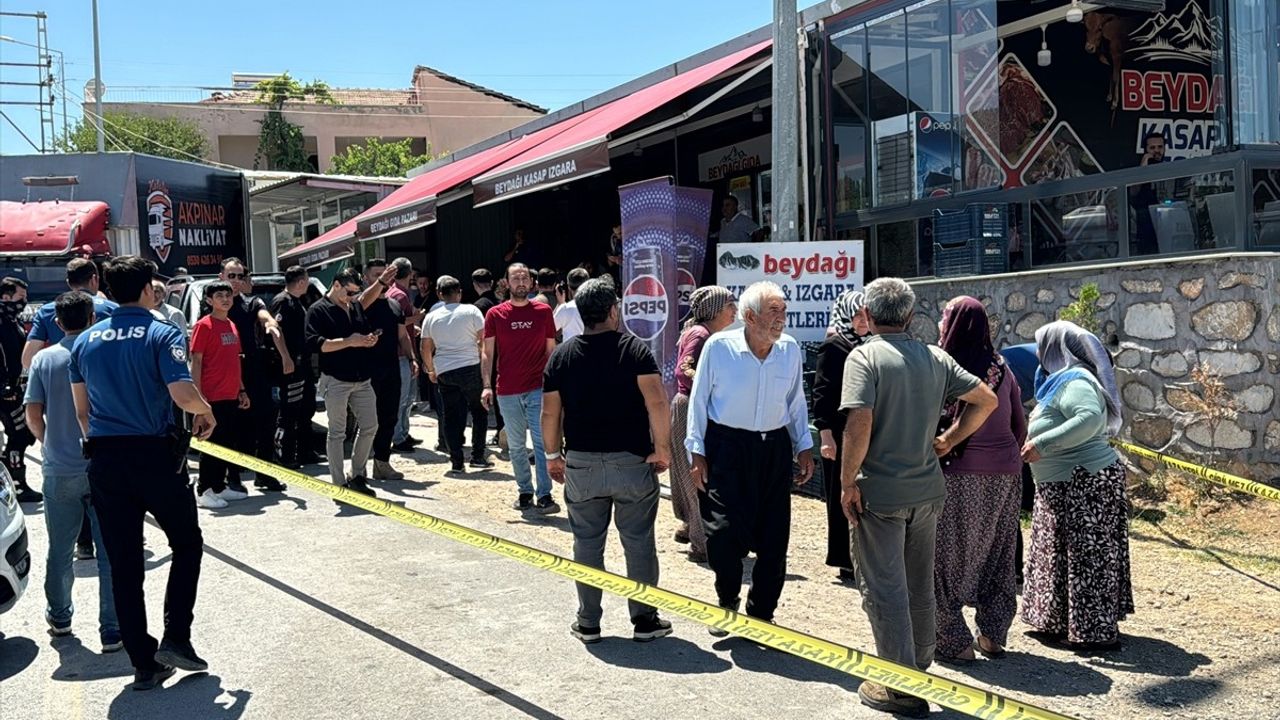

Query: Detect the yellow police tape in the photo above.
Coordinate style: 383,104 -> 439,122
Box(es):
1112,440 -> 1280,503
192,438 -> 1076,720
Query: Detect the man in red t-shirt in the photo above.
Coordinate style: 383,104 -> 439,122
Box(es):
190,281 -> 251,509
481,263 -> 558,515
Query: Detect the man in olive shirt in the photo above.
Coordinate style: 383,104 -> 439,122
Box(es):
838,277 -> 997,719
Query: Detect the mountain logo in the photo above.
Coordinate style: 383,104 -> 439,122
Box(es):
1127,0 -> 1221,66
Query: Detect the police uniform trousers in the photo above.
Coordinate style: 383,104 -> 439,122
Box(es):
276,363 -> 316,464
699,420 -> 793,621
88,436 -> 203,672
0,393 -> 35,488
241,358 -> 277,481
369,365 -> 401,462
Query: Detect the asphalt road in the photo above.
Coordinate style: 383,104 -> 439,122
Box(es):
0,450 -> 965,720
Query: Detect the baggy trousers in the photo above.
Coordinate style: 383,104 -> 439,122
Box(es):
699,421 -> 792,621
88,437 -> 203,672
276,366 -> 316,464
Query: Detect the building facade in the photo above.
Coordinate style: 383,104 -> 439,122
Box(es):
89,67 -> 545,173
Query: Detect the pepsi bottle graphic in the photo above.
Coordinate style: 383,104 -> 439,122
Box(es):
622,244 -> 677,391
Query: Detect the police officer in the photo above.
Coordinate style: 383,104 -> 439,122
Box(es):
271,265 -> 319,468
69,256 -> 216,691
0,276 -> 41,503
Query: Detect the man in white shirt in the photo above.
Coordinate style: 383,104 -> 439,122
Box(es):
717,196 -> 758,245
552,268 -> 590,342
422,275 -> 491,475
685,280 -> 814,628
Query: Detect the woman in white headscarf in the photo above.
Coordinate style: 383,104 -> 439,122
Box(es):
812,290 -> 866,582
668,286 -> 737,564
1020,320 -> 1132,652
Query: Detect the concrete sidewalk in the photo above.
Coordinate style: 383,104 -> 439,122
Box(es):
0,456 -> 937,720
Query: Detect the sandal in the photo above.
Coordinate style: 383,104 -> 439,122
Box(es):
936,646 -> 977,664
976,635 -> 1006,658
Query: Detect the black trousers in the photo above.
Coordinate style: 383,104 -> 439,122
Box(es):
198,401 -> 243,494
241,368 -> 276,481
88,436 -> 203,672
700,421 -> 793,621
0,394 -> 34,487
369,366 -> 401,462
437,365 -> 488,465
821,447 -> 854,571
276,366 -> 315,464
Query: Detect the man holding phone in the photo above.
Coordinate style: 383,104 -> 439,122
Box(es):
361,260 -> 414,481
305,269 -> 381,496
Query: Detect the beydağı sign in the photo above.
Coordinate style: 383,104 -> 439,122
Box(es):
716,240 -> 865,341
472,140 -> 611,207
355,196 -> 436,239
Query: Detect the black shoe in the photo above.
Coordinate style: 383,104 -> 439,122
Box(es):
408,437 -> 422,447
435,442 -> 447,453
570,622 -> 602,644
469,457 -> 495,469
154,640 -> 208,672
15,485 -> 42,504
512,493 -> 534,511
535,495 -> 560,515
343,477 -> 376,497
75,543 -> 96,561
228,479 -> 249,495
709,599 -> 740,637
446,463 -> 466,476
255,478 -> 287,492
132,663 -> 176,691
391,439 -> 417,453
633,616 -> 673,642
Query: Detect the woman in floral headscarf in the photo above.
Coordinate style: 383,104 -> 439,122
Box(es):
812,290 -> 867,582
1021,320 -> 1131,652
668,286 -> 737,563
933,296 -> 1026,662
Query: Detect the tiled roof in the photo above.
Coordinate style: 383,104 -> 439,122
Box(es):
410,66 -> 547,114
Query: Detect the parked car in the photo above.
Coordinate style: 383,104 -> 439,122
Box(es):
0,464 -> 31,615
172,274 -> 326,332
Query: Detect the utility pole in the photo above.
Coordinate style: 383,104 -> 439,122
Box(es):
771,0 -> 800,242
92,0 -> 104,152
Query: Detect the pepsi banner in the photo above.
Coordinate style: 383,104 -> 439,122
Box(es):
619,178 -> 711,395
716,240 -> 865,342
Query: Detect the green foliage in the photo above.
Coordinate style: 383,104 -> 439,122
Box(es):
57,112 -> 208,160
327,138 -> 435,177
253,72 -> 336,172
1058,282 -> 1101,334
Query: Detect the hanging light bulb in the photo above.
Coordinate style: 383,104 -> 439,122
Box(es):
1038,25 -> 1052,67
1066,0 -> 1084,24
751,105 -> 763,123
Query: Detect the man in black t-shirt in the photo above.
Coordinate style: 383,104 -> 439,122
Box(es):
361,260 -> 412,481
271,266 -> 319,468
541,278 -> 674,644
221,258 -> 291,492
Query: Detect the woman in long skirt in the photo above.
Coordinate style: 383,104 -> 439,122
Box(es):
1021,320 -> 1133,651
933,296 -> 1026,662
812,290 -> 866,582
668,287 -> 736,563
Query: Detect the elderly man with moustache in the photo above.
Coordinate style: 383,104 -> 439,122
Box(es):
685,280 -> 814,628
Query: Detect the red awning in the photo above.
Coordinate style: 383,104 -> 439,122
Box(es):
470,40 -> 771,208
0,200 -> 111,256
280,106 -> 610,268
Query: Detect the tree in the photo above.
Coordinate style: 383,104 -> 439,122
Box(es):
1058,282 -> 1102,334
57,112 -> 208,160
253,72 -> 337,172
327,137 -> 435,177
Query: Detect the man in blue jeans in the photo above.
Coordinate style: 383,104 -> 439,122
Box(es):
24,291 -> 120,652
480,263 -> 558,514
542,278 -> 673,643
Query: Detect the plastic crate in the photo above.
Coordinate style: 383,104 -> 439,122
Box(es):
933,204 -> 1009,244
933,204 -> 1010,276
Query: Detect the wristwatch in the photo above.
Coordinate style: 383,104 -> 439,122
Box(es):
545,451 -> 562,461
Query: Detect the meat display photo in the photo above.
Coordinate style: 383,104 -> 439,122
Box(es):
992,55 -> 1056,167
1022,122 -> 1104,186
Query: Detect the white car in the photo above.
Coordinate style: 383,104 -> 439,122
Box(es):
0,464 -> 30,614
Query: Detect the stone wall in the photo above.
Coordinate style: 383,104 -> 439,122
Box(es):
907,252 -> 1280,486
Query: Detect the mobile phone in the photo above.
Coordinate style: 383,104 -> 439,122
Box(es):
372,329 -> 383,336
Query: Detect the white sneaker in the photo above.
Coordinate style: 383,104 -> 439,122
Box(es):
216,486 -> 249,501
197,490 -> 229,509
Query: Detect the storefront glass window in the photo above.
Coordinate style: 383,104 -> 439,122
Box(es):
868,11 -> 912,207
340,193 -> 378,221
873,219 -> 918,278
272,210 -> 305,257
951,0 -> 1000,193
906,0 -> 955,199
1128,171 -> 1235,256
1030,189 -> 1119,267
1250,169 -> 1280,246
1220,0 -> 1280,144
830,25 -> 870,214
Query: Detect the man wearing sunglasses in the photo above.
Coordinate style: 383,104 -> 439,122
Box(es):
219,258 -> 291,493
304,269 -> 380,497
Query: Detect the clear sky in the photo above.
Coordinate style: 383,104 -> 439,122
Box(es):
0,0 -> 793,155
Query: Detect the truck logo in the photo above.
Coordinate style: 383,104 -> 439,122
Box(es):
146,184 -> 175,263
